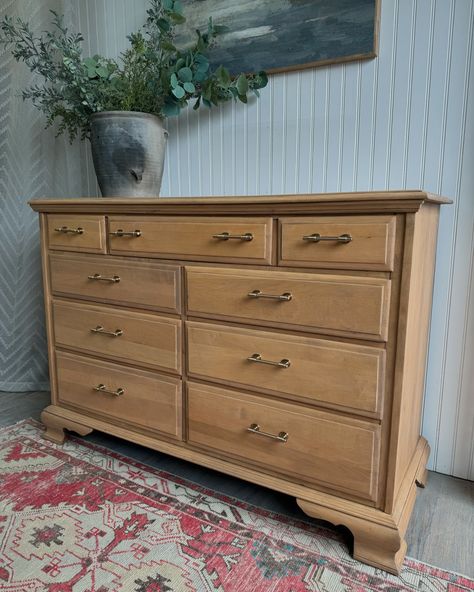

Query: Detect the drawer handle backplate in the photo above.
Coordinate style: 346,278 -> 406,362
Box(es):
247,423 -> 288,443
90,325 -> 123,338
248,289 -> 292,301
87,273 -> 121,283
54,226 -> 84,235
110,229 -> 142,237
247,353 -> 290,368
302,233 -> 352,243
212,232 -> 253,241
93,384 -> 124,397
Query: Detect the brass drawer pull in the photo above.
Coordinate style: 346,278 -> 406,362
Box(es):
109,229 -> 142,237
247,353 -> 291,368
212,232 -> 253,241
54,226 -> 84,235
302,233 -> 352,243
248,289 -> 292,301
93,384 -> 124,397
90,325 -> 123,338
87,273 -> 121,283
247,423 -> 288,443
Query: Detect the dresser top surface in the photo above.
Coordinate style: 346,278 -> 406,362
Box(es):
29,190 -> 450,215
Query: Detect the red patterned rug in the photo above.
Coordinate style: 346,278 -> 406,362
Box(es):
0,421 -> 472,592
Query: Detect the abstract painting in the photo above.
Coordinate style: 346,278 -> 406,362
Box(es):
177,0 -> 380,75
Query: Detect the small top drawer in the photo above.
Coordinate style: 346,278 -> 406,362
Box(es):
47,215 -> 106,253
50,252 -> 181,313
279,216 -> 396,270
108,216 -> 273,264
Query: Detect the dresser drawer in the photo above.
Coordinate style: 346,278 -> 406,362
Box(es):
279,216 -> 396,270
187,321 -> 384,415
108,216 -> 273,264
186,267 -> 390,341
56,351 -> 182,439
50,252 -> 181,313
53,300 -> 181,374
187,382 -> 380,500
47,215 -> 106,253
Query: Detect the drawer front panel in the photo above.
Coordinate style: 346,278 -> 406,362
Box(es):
187,382 -> 380,500
50,252 -> 181,313
280,215 -> 396,270
186,267 -> 390,341
109,216 -> 273,264
53,300 -> 181,374
56,351 -> 182,439
187,321 -> 384,415
47,215 -> 106,253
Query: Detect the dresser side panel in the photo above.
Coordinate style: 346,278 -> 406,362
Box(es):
385,204 -> 440,512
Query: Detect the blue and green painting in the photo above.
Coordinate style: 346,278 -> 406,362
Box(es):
176,0 -> 378,75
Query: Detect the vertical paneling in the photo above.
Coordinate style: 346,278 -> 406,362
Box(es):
67,0 -> 474,479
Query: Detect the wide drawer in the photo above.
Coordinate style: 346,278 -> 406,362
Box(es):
109,216 -> 273,264
53,300 -> 181,374
50,252 -> 181,313
186,321 -> 385,415
56,351 -> 182,439
186,267 -> 391,341
47,215 -> 106,253
279,215 -> 396,270
187,382 -> 380,501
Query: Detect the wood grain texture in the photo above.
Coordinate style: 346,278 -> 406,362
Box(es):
49,252 -> 181,314
186,320 -> 385,416
55,351 -> 183,440
186,266 -> 391,341
279,215 -> 396,270
53,300 -> 181,374
47,215 -> 106,254
187,381 -> 381,501
108,216 -> 274,264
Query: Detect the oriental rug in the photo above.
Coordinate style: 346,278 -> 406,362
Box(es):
0,420 -> 472,592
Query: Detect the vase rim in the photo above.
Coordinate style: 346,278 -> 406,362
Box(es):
90,111 -> 163,122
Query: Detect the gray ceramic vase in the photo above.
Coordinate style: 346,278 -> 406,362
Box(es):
90,111 -> 168,197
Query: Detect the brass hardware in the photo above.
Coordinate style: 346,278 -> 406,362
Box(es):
247,423 -> 288,443
54,226 -> 84,235
87,273 -> 121,283
302,233 -> 352,243
248,289 -> 292,301
93,384 -> 124,397
247,353 -> 290,368
90,325 -> 123,338
212,232 -> 253,241
109,229 -> 142,237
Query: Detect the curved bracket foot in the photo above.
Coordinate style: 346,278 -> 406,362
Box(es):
41,406 -> 93,445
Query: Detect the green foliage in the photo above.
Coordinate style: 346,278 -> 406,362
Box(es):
0,0 -> 268,142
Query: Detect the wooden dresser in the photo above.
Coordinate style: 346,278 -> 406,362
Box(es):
30,192 -> 449,574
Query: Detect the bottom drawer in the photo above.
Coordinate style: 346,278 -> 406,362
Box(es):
187,382 -> 380,501
56,351 -> 182,440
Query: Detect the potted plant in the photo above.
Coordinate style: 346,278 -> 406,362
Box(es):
0,0 -> 268,197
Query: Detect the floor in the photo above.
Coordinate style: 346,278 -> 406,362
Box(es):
1,390 -> 473,578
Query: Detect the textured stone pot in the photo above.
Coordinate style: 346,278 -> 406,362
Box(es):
90,111 -> 168,197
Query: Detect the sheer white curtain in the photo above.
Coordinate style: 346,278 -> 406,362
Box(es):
0,0 -> 86,391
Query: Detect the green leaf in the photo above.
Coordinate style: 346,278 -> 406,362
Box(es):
157,18 -> 171,32
216,65 -> 231,86
176,58 -> 185,69
178,66 -> 193,82
169,12 -> 186,24
174,0 -> 183,13
96,66 -> 109,78
238,93 -> 248,104
170,73 -> 178,88
236,74 -> 248,95
193,96 -> 201,110
183,81 -> 195,93
161,40 -> 176,52
163,0 -> 173,9
87,68 -> 96,78
84,57 -> 97,68
162,102 -> 181,117
172,85 -> 185,99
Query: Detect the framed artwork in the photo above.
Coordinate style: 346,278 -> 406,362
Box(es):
177,0 -> 380,75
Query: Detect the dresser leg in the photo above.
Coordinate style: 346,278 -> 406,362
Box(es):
296,498 -> 406,575
41,407 -> 93,444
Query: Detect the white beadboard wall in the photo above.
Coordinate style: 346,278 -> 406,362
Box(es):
71,0 -> 474,480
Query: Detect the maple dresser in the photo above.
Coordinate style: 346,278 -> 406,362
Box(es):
30,191 -> 449,574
